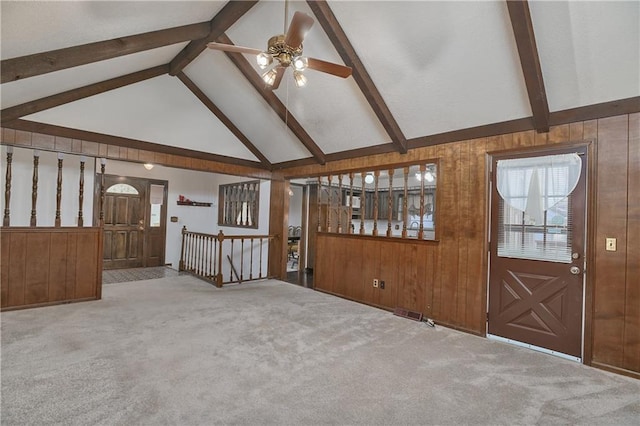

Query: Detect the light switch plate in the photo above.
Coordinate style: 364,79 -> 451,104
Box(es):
606,238 -> 617,251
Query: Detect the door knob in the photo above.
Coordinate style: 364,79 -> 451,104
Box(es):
570,266 -> 581,275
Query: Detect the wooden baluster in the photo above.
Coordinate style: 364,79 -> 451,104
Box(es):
419,164 -> 426,240
210,234 -> 215,277
348,172 -> 354,234
30,150 -> 40,227
373,170 -> 380,237
249,238 -> 254,280
402,167 -> 409,238
179,226 -> 187,271
78,156 -> 85,227
189,232 -> 195,271
228,239 -> 233,282
216,231 -> 224,287
240,238 -> 245,282
3,146 -> 13,227
99,158 -> 106,226
387,169 -> 394,237
259,237 -> 264,279
360,172 -> 366,235
317,177 -> 322,232
55,153 -> 63,227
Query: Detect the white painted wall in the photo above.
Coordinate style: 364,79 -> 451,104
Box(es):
103,159 -> 271,270
0,145 -> 95,227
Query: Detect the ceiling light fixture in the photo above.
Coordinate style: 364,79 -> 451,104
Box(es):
262,68 -> 278,86
144,163 -> 154,170
292,56 -> 308,71
364,173 -> 374,184
293,70 -> 307,88
256,52 -> 273,70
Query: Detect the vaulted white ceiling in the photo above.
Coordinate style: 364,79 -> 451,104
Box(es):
1,1 -> 638,170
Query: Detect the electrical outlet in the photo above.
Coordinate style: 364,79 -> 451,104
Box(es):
373,279 -> 379,288
379,280 -> 385,289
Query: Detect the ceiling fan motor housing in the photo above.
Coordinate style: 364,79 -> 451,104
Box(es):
267,34 -> 303,67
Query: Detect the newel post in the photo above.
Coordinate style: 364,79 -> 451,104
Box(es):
216,230 -> 224,287
179,225 -> 187,271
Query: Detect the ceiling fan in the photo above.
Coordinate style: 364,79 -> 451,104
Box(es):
207,4 -> 352,90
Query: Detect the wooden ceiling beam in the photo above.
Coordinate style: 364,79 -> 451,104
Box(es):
549,96 -> 640,126
1,22 -> 209,84
3,119 -> 268,171
307,0 -> 408,154
1,65 -> 169,125
506,0 -> 550,133
216,34 -> 327,165
176,72 -> 273,169
169,1 -> 258,76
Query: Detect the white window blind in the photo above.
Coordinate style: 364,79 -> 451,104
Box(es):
496,153 -> 581,263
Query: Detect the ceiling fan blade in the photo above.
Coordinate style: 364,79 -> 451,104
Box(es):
307,58 -> 352,78
206,42 -> 262,56
270,67 -> 286,90
284,12 -> 314,49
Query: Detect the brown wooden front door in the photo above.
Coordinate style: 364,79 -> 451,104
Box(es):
488,145 -> 588,359
100,176 -> 167,270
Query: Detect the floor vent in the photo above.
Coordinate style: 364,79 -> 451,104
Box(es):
393,307 -> 423,322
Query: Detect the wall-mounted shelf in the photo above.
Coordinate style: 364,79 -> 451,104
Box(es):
177,201 -> 212,207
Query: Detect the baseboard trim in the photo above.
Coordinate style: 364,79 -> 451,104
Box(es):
590,361 -> 640,380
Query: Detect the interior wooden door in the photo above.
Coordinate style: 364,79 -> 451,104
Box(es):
100,176 -> 168,270
102,176 -> 146,270
488,146 -> 587,360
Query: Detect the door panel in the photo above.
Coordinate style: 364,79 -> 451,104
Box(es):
98,176 -> 167,270
102,177 -> 145,269
488,146 -> 587,359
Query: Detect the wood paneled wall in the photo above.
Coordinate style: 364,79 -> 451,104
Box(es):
296,114 -> 639,378
1,127 -> 271,180
591,114 -> 640,377
1,227 -> 103,310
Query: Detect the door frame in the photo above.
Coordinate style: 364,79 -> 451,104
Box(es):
94,174 -> 168,268
485,141 -> 596,364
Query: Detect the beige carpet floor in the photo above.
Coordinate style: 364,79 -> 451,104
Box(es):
2,276 -> 639,425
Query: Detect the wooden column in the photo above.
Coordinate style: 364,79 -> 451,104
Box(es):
326,175 -> 333,232
348,172 -> 354,234
337,174 -> 343,233
402,166 -> 409,238
30,150 -> 39,227
99,158 -> 106,226
317,177 -> 322,232
418,164 -> 426,240
360,172 -> 366,235
387,169 -> 394,237
3,146 -> 13,227
55,153 -> 63,227
78,156 -> 85,227
373,170 -> 380,237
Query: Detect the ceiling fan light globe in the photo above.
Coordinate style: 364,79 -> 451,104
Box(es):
256,52 -> 272,70
292,56 -> 308,71
293,71 -> 307,88
365,174 -> 374,184
262,69 -> 278,86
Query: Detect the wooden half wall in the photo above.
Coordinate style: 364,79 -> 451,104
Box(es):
285,113 -> 640,378
1,227 -> 103,310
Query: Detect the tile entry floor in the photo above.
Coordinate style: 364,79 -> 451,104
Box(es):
103,266 -> 183,284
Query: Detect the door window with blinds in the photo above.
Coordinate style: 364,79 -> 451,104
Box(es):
496,153 -> 582,263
